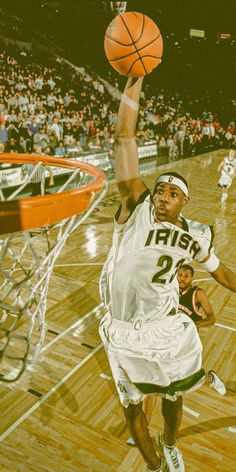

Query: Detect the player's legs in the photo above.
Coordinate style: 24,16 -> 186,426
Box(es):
100,312 -> 202,470
127,396 -> 158,446
123,402 -> 162,470
128,400 -> 185,469
218,178 -> 231,203
162,396 -> 183,446
143,395 -> 158,425
221,187 -> 228,203
156,397 -> 185,472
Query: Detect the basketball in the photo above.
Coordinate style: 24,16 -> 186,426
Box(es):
104,11 -> 163,77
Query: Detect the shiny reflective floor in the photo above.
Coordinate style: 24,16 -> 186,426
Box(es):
0,150 -> 236,472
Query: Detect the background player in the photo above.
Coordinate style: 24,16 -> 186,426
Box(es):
217,148 -> 236,204
178,264 -> 215,328
178,264 -> 226,395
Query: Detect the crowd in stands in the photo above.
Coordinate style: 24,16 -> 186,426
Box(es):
0,40 -> 236,166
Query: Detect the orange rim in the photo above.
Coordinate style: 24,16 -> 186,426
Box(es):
0,153 -> 106,234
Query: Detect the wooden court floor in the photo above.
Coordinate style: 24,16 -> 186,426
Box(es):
0,150 -> 236,472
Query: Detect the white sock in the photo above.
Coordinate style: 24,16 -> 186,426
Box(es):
147,455 -> 163,471
161,432 -> 176,449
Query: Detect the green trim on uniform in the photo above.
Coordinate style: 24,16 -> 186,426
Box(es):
180,216 -> 189,232
209,225 -> 214,251
134,368 -> 205,395
115,189 -> 149,222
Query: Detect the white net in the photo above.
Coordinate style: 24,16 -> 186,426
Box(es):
110,1 -> 127,16
0,159 -> 107,382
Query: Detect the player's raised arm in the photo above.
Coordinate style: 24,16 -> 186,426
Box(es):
115,77 -> 148,206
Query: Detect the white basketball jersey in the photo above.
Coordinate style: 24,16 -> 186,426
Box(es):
100,192 -> 214,324
221,157 -> 236,177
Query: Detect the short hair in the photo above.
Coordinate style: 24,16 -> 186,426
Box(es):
179,264 -> 194,276
153,172 -> 189,195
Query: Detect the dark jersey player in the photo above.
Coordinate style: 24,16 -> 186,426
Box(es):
178,264 -> 215,328
177,264 -> 226,394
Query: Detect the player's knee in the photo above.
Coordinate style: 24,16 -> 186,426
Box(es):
123,402 -> 143,420
162,396 -> 183,417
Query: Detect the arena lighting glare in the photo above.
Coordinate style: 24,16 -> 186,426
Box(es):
217,33 -> 231,40
189,28 -> 205,38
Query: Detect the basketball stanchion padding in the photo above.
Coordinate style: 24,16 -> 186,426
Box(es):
0,153 -> 107,382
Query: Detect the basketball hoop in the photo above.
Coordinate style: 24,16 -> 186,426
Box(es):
110,1 -> 127,16
0,153 -> 107,382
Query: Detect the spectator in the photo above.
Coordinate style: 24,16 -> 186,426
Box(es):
18,136 -> 28,153
5,137 -> 20,153
48,130 -> 59,154
28,117 -> 40,136
54,140 -> 66,157
0,123 -> 8,145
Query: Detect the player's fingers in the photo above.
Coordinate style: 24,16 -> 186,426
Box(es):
124,77 -> 133,90
125,77 -> 144,95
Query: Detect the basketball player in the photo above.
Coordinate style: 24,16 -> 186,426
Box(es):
178,264 -> 226,395
126,264 -> 226,446
217,148 -> 236,203
99,77 -> 236,472
178,264 -> 215,328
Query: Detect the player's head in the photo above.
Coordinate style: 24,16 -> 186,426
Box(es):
177,264 -> 194,291
228,148 -> 235,160
152,172 -> 189,223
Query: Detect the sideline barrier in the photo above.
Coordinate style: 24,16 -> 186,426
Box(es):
0,142 -> 158,188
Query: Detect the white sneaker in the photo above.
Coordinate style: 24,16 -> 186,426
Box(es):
146,457 -> 169,472
126,437 -> 136,446
208,370 -> 226,395
156,432 -> 185,472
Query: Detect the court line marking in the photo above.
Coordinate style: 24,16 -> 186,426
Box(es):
42,302 -> 104,352
183,405 -> 200,418
228,427 -> 236,433
215,323 -> 236,332
0,343 -> 103,443
100,373 -> 112,381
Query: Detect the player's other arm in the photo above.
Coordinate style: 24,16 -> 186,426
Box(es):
217,161 -> 223,172
115,77 -> 148,223
195,288 -> 216,329
201,251 -> 236,292
210,262 -> 236,292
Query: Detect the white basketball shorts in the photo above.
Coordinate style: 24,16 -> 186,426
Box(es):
99,312 -> 205,406
218,173 -> 232,188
